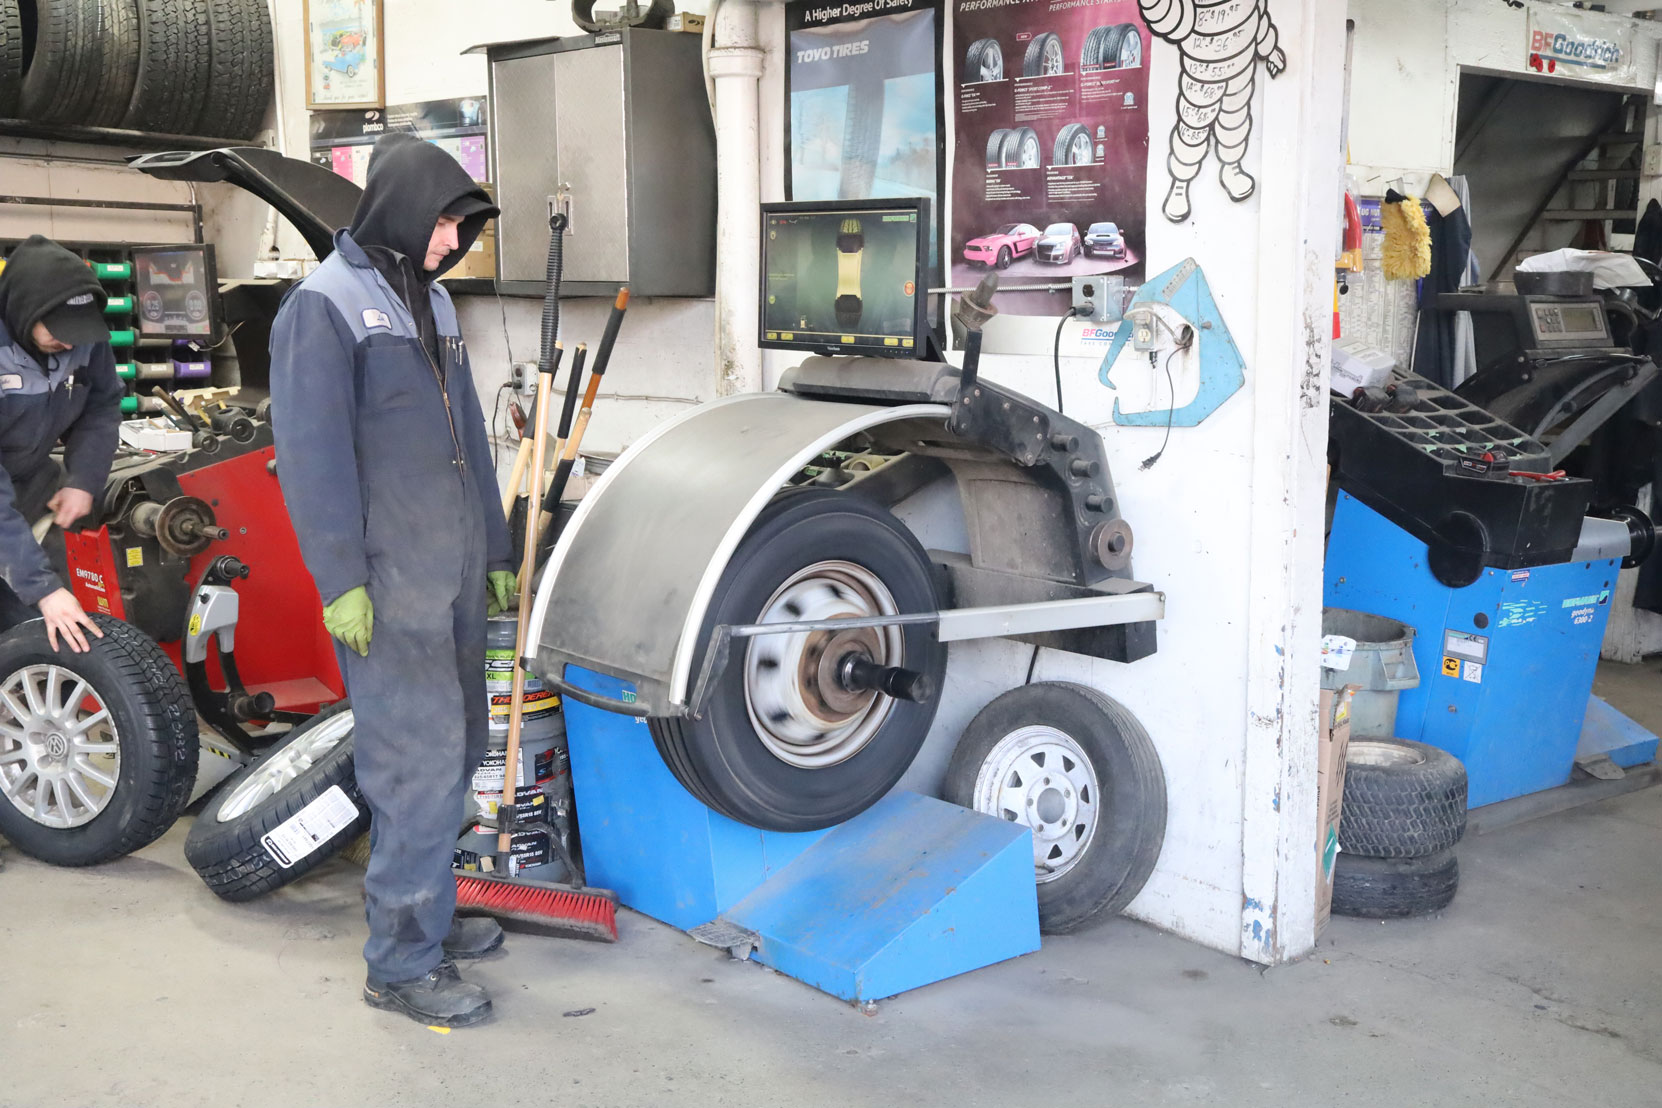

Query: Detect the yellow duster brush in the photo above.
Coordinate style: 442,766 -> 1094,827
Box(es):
1381,190 -> 1432,280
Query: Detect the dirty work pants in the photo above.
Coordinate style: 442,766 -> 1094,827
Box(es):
339,482 -> 489,984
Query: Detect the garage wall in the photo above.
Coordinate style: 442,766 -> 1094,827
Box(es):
0,140 -> 200,248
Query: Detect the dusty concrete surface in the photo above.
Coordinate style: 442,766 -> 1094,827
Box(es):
4,775 -> 1660,1108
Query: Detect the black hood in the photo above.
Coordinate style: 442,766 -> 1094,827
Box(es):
0,235 -> 107,358
347,132 -> 498,281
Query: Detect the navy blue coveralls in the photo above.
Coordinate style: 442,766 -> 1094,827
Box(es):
269,227 -> 512,983
0,320 -> 121,621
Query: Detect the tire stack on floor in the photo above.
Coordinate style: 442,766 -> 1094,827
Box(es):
1333,738 -> 1469,919
0,0 -> 273,139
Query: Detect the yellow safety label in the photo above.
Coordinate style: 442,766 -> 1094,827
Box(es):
1441,656 -> 1460,678
189,614 -> 203,638
125,547 -> 143,567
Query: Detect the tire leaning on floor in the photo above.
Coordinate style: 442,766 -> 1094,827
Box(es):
17,0 -> 104,124
0,615 -> 198,866
944,682 -> 1167,934
1331,849 -> 1459,918
195,0 -> 272,139
123,0 -> 211,134
185,700 -> 370,902
1340,738 -> 1467,858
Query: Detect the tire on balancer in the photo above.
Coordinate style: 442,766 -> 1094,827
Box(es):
0,615 -> 198,866
185,701 -> 369,902
945,682 -> 1166,933
648,488 -> 947,833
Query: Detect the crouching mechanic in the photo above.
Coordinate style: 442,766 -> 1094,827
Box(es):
269,133 -> 518,1028
0,235 -> 123,652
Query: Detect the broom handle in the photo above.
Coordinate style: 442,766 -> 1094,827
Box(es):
500,344 -> 562,519
497,369 -> 557,865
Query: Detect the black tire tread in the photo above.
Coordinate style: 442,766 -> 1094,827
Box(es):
985,127 -> 1009,167
1054,122 -> 1091,166
86,0 -> 141,127
19,0 -> 102,123
198,0 -> 272,139
1332,849 -> 1459,919
0,0 -> 23,116
1340,739 -> 1467,858
1081,25 -> 1110,70
1022,31 -> 1060,77
125,0 -> 211,134
184,702 -> 368,902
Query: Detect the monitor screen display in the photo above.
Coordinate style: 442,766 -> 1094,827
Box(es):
133,245 -> 216,338
761,199 -> 928,357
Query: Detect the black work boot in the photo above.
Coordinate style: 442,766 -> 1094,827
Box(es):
443,915 -> 505,960
363,960 -> 492,1027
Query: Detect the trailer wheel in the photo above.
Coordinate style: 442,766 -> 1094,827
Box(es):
649,489 -> 946,832
0,616 -> 197,866
184,701 -> 368,902
944,682 -> 1166,933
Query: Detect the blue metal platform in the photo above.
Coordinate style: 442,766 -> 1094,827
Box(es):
560,667 -> 1041,1004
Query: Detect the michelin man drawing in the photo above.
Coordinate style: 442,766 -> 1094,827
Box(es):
1140,0 -> 1286,223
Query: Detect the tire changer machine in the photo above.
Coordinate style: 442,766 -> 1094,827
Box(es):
525,200 -> 1167,1003
1326,274 -> 1661,810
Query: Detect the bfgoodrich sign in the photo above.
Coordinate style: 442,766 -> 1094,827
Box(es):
1527,9 -> 1637,85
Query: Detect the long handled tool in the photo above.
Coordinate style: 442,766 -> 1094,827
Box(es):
454,369 -> 618,942
500,345 -> 560,517
533,343 -> 588,542
538,287 -> 630,552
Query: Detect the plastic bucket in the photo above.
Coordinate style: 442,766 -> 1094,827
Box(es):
486,615 -> 559,735
469,711 -> 570,826
1320,607 -> 1420,739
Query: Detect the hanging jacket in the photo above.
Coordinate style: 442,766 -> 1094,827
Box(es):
0,238 -> 122,603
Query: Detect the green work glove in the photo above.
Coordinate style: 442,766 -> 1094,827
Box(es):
323,586 -> 373,657
486,570 -> 518,617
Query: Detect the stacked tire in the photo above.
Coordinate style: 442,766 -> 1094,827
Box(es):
0,0 -> 273,139
1333,738 -> 1468,918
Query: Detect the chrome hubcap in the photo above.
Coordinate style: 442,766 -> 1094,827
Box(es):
1019,134 -> 1040,168
743,561 -> 902,769
217,711 -> 354,821
1120,36 -> 1142,68
1347,741 -> 1424,769
980,51 -> 1002,81
1070,133 -> 1093,164
973,726 -> 1100,882
0,665 -> 120,829
1043,37 -> 1064,75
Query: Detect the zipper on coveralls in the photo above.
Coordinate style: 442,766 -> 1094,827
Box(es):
419,337 -> 465,477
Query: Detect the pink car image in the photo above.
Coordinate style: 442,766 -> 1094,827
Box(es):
962,222 -> 1042,269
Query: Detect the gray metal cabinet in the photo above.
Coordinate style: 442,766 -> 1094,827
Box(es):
487,30 -> 716,298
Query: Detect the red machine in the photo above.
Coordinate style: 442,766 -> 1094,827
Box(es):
55,411 -> 342,751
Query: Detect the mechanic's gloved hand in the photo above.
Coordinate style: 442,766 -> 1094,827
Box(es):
323,586 -> 373,657
486,571 -> 518,617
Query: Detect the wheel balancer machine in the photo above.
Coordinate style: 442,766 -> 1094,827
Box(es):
525,200 -> 1166,1003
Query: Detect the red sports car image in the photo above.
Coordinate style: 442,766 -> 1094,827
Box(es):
962,223 -> 1042,269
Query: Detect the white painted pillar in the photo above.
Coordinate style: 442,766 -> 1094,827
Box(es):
710,0 -> 766,396
1237,0 -> 1348,963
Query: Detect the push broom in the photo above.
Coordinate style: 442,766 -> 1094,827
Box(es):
453,365 -> 618,942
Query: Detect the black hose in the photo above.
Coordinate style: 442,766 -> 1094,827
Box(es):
538,213 -> 567,379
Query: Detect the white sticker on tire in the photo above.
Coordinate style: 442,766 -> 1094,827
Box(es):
260,785 -> 360,869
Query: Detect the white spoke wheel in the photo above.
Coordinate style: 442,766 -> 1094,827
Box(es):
945,682 -> 1165,933
650,489 -> 946,832
1023,32 -> 1065,77
0,616 -> 197,866
185,701 -> 370,902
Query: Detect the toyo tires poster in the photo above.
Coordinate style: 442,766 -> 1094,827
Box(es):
786,0 -> 944,267
953,0 -> 1148,314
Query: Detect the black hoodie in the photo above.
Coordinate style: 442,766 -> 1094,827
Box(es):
346,133 -> 498,362
0,236 -> 108,366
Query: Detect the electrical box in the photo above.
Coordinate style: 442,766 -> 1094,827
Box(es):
486,30 -> 716,298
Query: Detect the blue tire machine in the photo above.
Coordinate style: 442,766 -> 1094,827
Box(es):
1326,284 -> 1661,809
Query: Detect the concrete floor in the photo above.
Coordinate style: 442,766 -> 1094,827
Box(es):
5,681 -> 1662,1106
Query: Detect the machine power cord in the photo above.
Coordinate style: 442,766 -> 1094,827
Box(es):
1052,307 -> 1085,415
1140,324 -> 1194,472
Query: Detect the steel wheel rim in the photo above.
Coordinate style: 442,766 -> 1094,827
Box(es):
1019,133 -> 1041,168
217,711 -> 354,822
0,664 -> 120,830
973,725 -> 1100,883
1043,36 -> 1064,75
743,560 -> 902,769
1347,741 -> 1423,769
1069,132 -> 1093,164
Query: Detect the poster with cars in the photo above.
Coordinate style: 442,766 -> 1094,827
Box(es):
308,98 -> 490,187
952,0 -> 1148,314
786,0 -> 943,266
304,0 -> 384,110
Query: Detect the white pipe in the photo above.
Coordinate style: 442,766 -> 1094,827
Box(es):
709,0 -> 765,396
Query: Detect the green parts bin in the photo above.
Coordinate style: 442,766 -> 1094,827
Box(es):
108,329 -> 135,348
92,261 -> 131,280
1321,607 -> 1420,739
104,296 -> 133,314
119,397 -> 138,414
115,363 -> 136,380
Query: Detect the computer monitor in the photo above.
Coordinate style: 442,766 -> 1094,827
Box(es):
760,198 -> 929,358
132,243 -> 217,339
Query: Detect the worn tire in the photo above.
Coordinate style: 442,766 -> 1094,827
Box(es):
85,0 -> 140,126
196,0 -> 272,138
184,701 -> 367,902
0,615 -> 197,866
1022,31 -> 1063,77
124,0 -> 211,134
18,0 -> 102,123
964,36 -> 1002,83
1340,738 -> 1467,858
648,489 -> 946,832
944,682 -> 1166,933
0,0 -> 23,116
1332,849 -> 1459,918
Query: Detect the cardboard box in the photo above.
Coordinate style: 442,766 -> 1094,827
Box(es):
666,12 -> 705,31
1331,340 -> 1394,398
1315,684 -> 1360,936
448,223 -> 497,280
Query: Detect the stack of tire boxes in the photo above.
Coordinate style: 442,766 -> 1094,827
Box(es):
454,615 -> 572,878
1321,609 -> 1470,921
